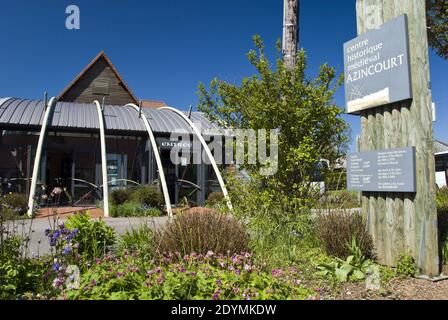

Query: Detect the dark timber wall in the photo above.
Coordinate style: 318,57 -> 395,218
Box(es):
59,57 -> 135,106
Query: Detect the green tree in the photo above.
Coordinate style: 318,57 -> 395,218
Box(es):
426,0 -> 448,59
197,36 -> 349,198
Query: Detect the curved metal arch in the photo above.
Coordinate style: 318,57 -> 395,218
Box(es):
93,100 -> 110,217
27,97 -> 58,217
125,103 -> 173,218
159,106 -> 233,211
99,179 -> 142,187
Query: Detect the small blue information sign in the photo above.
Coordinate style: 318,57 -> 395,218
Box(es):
347,147 -> 416,192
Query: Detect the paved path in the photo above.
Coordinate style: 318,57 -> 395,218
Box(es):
8,216 -> 169,257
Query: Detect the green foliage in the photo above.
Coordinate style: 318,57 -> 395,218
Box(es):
110,188 -> 134,206
379,265 -> 396,284
117,222 -> 155,259
206,192 -> 224,207
0,236 -> 50,299
437,187 -> 448,211
324,171 -> 347,191
222,171 -> 321,272
1,193 -> 28,217
154,210 -> 249,257
437,188 -> 448,265
426,0 -> 448,59
145,207 -> 163,217
319,190 -> 360,209
63,253 -> 314,300
395,254 -> 418,278
110,201 -> 163,218
316,211 -> 374,260
65,212 -> 116,261
197,36 -> 349,196
317,238 -> 371,283
132,185 -> 162,208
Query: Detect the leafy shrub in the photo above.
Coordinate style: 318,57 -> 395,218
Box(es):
154,210 -> 249,256
206,192 -> 224,206
145,207 -> 163,217
1,193 -> 28,216
222,172 -> 322,270
395,254 -> 417,278
0,236 -> 50,299
437,188 -> 448,265
110,201 -> 144,217
324,171 -> 347,190
133,185 -> 162,208
316,211 -> 374,260
65,212 -> 116,260
117,222 -> 154,258
63,252 -> 315,300
110,188 -> 134,206
438,208 -> 448,265
316,237 -> 371,282
110,202 -> 163,218
437,187 -> 448,212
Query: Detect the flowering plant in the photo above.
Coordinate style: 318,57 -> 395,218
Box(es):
63,251 -> 317,300
44,222 -> 81,290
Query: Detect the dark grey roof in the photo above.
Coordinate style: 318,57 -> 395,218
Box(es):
435,140 -> 448,154
0,98 -> 224,135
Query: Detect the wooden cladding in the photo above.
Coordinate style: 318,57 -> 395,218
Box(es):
59,57 -> 135,106
93,80 -> 110,96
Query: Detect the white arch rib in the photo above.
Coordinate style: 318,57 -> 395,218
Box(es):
27,97 -> 58,217
125,103 -> 173,218
159,106 -> 233,211
93,100 -> 110,217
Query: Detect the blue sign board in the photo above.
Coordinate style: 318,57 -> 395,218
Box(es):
344,14 -> 412,114
347,147 -> 416,192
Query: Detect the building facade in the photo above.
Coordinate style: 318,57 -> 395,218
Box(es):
0,52 -> 224,211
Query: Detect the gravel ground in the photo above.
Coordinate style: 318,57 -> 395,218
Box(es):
337,277 -> 448,300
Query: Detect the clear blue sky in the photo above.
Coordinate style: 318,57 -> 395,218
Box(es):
0,0 -> 446,151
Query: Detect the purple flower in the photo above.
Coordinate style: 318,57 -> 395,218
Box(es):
179,266 -> 186,273
272,269 -> 282,277
62,246 -> 71,255
59,223 -> 65,229
67,229 -> 78,241
216,279 -> 222,286
44,228 -> 51,236
212,291 -> 220,300
52,262 -> 60,271
235,269 -> 241,275
232,287 -> 240,294
52,277 -> 64,288
52,230 -> 61,240
49,238 -> 57,247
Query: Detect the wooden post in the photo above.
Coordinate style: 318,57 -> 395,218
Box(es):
356,0 -> 439,276
283,0 -> 299,70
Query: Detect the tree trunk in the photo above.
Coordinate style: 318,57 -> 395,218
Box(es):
283,0 -> 299,70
